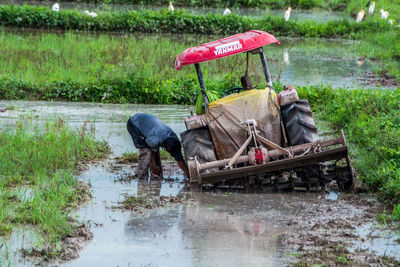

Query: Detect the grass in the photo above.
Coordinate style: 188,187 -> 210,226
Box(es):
0,117 -> 109,249
291,85 -> 400,220
0,30 -> 365,83
0,29 -> 399,104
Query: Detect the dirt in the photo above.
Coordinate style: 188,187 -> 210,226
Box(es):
21,223 -> 93,263
358,70 -> 399,87
283,193 -> 400,266
114,151 -> 174,165
112,160 -> 184,183
69,181 -> 92,208
291,245 -> 399,266
113,192 -> 189,212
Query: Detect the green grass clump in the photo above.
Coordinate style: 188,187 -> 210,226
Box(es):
0,117 -> 109,246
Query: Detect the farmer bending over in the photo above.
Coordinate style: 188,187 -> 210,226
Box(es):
127,113 -> 189,179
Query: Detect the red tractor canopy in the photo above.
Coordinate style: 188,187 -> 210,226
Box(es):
175,30 -> 279,70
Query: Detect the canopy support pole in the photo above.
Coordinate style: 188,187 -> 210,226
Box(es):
195,63 -> 209,111
259,47 -> 273,89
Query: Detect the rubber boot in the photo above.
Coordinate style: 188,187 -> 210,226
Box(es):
150,150 -> 163,180
137,148 -> 152,180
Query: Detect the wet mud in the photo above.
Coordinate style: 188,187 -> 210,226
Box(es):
358,70 -> 399,87
283,193 -> 400,265
21,223 -> 93,263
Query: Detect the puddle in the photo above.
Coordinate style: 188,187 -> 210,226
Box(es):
352,223 -> 400,259
267,38 -> 395,88
65,163 -> 295,267
4,1 -> 346,22
325,191 -> 339,201
0,101 -> 399,266
0,227 -> 41,267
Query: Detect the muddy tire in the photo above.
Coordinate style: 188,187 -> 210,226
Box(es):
180,127 -> 217,166
281,100 -> 319,146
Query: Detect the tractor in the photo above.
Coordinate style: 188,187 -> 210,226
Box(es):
175,30 -> 354,191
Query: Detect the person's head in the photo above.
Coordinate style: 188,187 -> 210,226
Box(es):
163,137 -> 183,161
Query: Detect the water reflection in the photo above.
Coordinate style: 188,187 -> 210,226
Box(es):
180,193 -> 290,266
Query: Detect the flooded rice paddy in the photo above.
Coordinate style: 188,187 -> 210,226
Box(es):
0,29 -> 395,89
0,101 -> 399,266
4,1 -> 346,22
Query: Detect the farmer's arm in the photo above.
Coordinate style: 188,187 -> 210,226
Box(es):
177,160 -> 189,178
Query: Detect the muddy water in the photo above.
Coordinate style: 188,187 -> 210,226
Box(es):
266,38 -> 390,88
5,1 -> 346,22
0,101 -> 399,266
0,101 -> 191,156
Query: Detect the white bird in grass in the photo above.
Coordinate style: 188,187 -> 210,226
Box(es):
368,1 -> 375,15
284,7 -> 291,22
283,50 -> 289,65
380,9 -> 389,20
168,2 -> 174,12
84,10 -> 97,18
52,3 -> 59,12
223,8 -> 231,16
356,10 -> 365,23
388,19 -> 393,25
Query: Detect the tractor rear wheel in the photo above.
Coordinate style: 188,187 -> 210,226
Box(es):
281,100 -> 319,146
180,127 -> 217,169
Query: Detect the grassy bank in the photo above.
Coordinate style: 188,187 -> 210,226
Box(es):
0,5 -> 394,37
0,117 -> 109,253
24,0 -> 350,10
294,85 -> 400,219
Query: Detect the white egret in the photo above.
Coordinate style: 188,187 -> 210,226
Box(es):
368,2 -> 375,15
380,9 -> 389,20
168,2 -> 174,12
84,10 -> 90,15
223,8 -> 231,16
52,3 -> 59,12
356,10 -> 365,23
284,7 -> 291,22
388,19 -> 393,25
89,12 -> 98,18
283,50 -> 289,65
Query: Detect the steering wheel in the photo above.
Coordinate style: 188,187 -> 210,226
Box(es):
222,87 -> 243,97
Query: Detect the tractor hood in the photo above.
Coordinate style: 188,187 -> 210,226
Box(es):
175,30 -> 279,70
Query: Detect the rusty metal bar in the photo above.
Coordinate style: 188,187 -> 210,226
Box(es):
228,135 -> 253,168
198,136 -> 344,171
255,133 -> 292,157
201,146 -> 348,184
